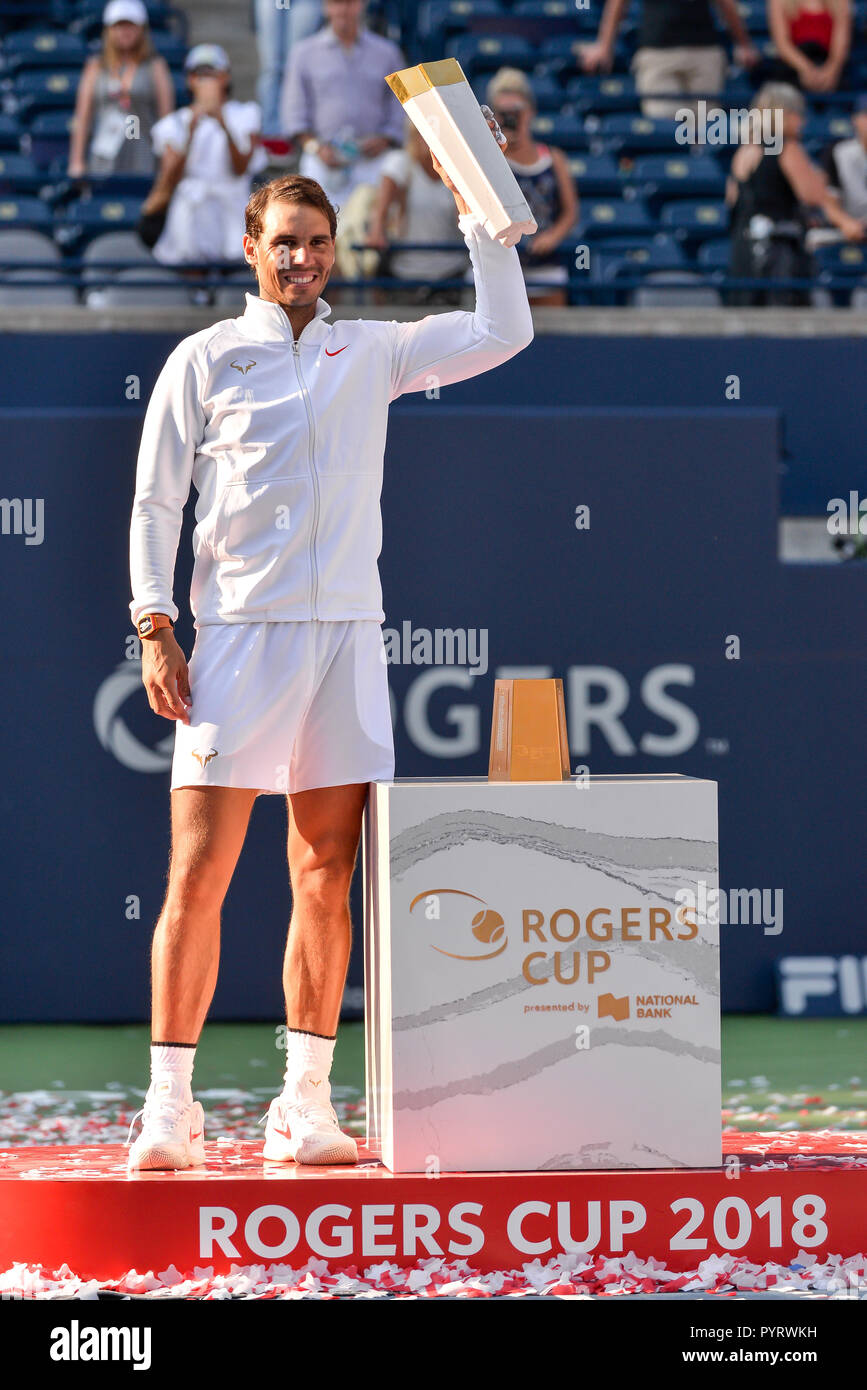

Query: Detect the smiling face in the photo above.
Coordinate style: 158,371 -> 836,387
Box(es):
242,197 -> 336,308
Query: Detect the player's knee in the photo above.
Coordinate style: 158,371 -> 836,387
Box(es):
163,854 -> 231,917
291,839 -> 356,901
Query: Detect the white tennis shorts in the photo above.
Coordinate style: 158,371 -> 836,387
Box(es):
171,620 -> 395,795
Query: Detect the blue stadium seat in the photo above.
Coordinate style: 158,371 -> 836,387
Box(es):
575,197 -> 653,239
697,238 -> 732,270
0,114 -> 22,150
566,75 -> 639,113
568,152 -> 623,195
630,271 -> 722,306
515,0 -> 597,29
530,112 -> 586,149
660,199 -> 728,241
813,241 -> 867,277
595,113 -> 683,152
417,0 -> 505,46
628,153 -> 726,206
0,195 -> 53,233
59,195 -> 144,249
736,1 -> 770,34
83,172 -> 153,198
0,151 -> 44,192
448,34 -> 536,75
1,30 -> 86,72
13,71 -> 78,119
529,72 -> 567,111
802,114 -> 854,145
150,32 -> 188,70
582,235 -> 686,304
27,111 -> 74,168
599,237 -> 688,277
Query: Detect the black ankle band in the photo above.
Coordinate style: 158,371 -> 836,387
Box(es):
151,1040 -> 197,1048
285,1026 -> 336,1041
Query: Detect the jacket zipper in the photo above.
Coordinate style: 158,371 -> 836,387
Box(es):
291,337 -> 319,618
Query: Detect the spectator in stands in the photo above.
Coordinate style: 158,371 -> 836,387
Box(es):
143,45 -> 266,266
726,82 -> 863,304
366,123 -> 469,304
581,0 -> 760,119
256,0 -> 322,138
280,0 -> 405,203
485,68 -> 578,306
767,0 -> 851,93
68,0 -> 174,177
825,95 -> 867,221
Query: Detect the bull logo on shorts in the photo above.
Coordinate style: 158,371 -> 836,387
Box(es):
192,748 -> 219,767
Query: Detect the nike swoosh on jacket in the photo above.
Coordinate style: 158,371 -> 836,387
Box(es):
129,211 -> 534,629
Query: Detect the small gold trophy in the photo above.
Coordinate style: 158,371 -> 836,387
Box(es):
488,678 -> 570,781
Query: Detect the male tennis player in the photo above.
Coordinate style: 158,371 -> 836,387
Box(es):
126,112 -> 533,1170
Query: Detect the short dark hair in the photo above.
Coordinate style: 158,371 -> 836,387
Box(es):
245,175 -> 338,242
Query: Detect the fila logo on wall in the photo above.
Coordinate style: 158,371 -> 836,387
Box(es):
776,956 -> 867,1016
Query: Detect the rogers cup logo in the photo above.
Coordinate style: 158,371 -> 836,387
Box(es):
409,890 -> 507,960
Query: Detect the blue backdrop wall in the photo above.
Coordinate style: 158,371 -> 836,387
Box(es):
0,330 -> 864,1020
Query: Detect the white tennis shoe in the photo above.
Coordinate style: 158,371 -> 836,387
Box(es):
262,1078 -> 358,1165
126,1076 -> 205,1172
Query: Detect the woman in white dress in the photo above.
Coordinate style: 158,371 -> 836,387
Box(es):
148,44 -> 267,266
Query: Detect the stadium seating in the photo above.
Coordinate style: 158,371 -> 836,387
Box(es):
1,0 -> 867,302
0,225 -> 60,264
575,197 -> 654,240
81,228 -> 157,282
59,195 -> 145,250
660,199 -> 729,246
0,267 -> 75,303
568,152 -> 623,196
448,33 -> 536,76
0,29 -> 85,71
0,150 -> 44,191
27,111 -> 74,167
0,194 -> 52,232
83,264 -> 192,306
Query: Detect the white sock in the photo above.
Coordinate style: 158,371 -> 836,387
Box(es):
281,1028 -> 335,1099
150,1043 -> 195,1097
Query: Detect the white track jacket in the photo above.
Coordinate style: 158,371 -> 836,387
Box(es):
129,211 -> 534,630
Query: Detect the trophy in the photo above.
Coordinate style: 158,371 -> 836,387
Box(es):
489,678 -> 571,781
385,58 -> 538,248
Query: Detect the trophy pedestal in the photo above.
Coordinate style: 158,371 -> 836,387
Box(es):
363,774 -> 720,1173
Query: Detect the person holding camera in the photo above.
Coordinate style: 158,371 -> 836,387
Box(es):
485,68 -> 578,306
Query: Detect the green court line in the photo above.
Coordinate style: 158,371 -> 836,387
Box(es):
0,1018 -> 864,1121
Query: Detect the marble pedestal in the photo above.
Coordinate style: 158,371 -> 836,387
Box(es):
363,774 -> 720,1173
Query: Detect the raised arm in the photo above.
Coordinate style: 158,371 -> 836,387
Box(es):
387,116 -> 534,398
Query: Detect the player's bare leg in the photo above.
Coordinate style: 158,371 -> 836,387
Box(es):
128,785 -> 257,1170
152,785 -> 259,1041
262,782 -> 368,1165
283,781 -> 368,1034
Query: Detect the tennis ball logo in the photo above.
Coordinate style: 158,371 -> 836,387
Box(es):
471,908 -> 505,944
409,890 -> 508,961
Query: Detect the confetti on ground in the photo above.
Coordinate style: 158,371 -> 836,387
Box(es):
2,1086 -> 866,1149
1,1251 -> 864,1300
0,1088 -> 365,1148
